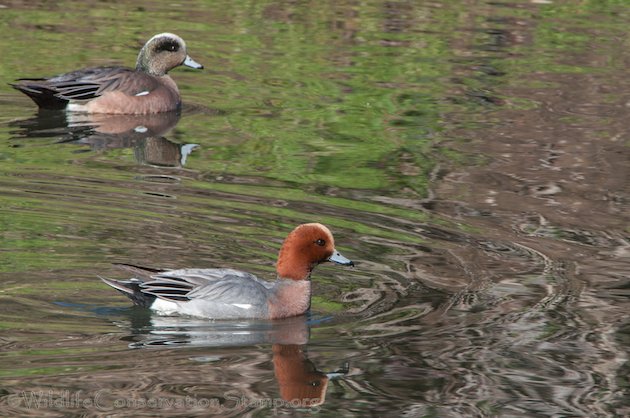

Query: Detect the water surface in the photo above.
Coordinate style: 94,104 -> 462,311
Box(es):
0,0 -> 628,416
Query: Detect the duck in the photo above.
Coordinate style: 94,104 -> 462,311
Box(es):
100,223 -> 354,319
10,33 -> 203,114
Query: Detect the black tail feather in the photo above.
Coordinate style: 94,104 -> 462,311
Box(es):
113,263 -> 166,280
10,82 -> 68,110
100,276 -> 156,308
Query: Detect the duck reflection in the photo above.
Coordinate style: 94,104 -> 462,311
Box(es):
123,310 -> 311,347
273,343 -> 348,407
119,311 -> 347,408
10,110 -> 197,167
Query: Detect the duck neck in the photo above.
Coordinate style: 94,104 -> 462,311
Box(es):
136,50 -> 164,76
276,249 -> 314,281
136,49 -> 150,73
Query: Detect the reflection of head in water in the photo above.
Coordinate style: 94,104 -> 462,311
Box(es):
273,344 -> 330,407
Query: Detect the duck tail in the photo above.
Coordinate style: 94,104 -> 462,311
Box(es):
99,276 -> 156,308
113,263 -> 165,280
10,80 -> 69,110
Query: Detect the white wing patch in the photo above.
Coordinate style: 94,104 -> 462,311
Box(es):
232,304 -> 252,310
135,91 -> 150,96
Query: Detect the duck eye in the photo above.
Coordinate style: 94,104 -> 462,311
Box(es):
159,41 -> 179,52
315,239 -> 326,247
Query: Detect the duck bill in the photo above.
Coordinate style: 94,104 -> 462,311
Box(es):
328,250 -> 354,266
183,55 -> 204,69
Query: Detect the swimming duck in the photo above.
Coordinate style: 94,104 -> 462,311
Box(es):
100,223 -> 354,319
11,32 -> 203,114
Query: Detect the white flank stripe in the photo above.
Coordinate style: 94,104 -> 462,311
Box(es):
151,298 -> 179,315
67,103 -> 89,112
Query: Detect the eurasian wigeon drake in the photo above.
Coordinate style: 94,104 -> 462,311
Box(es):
100,223 -> 354,319
11,33 -> 203,114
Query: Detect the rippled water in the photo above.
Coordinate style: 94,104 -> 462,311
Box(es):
0,1 -> 629,416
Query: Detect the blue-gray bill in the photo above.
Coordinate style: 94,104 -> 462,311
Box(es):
328,250 -> 354,266
183,55 -> 203,69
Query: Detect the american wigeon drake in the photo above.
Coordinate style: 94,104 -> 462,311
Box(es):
100,223 -> 354,319
11,33 -> 203,114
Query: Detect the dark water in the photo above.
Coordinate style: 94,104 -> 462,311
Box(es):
0,1 -> 628,416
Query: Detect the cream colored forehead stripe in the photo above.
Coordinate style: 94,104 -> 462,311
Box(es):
148,32 -> 186,49
319,224 -> 333,242
301,223 -> 334,245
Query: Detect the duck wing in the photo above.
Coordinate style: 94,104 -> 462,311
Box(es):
140,268 -> 273,304
12,66 -> 161,103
